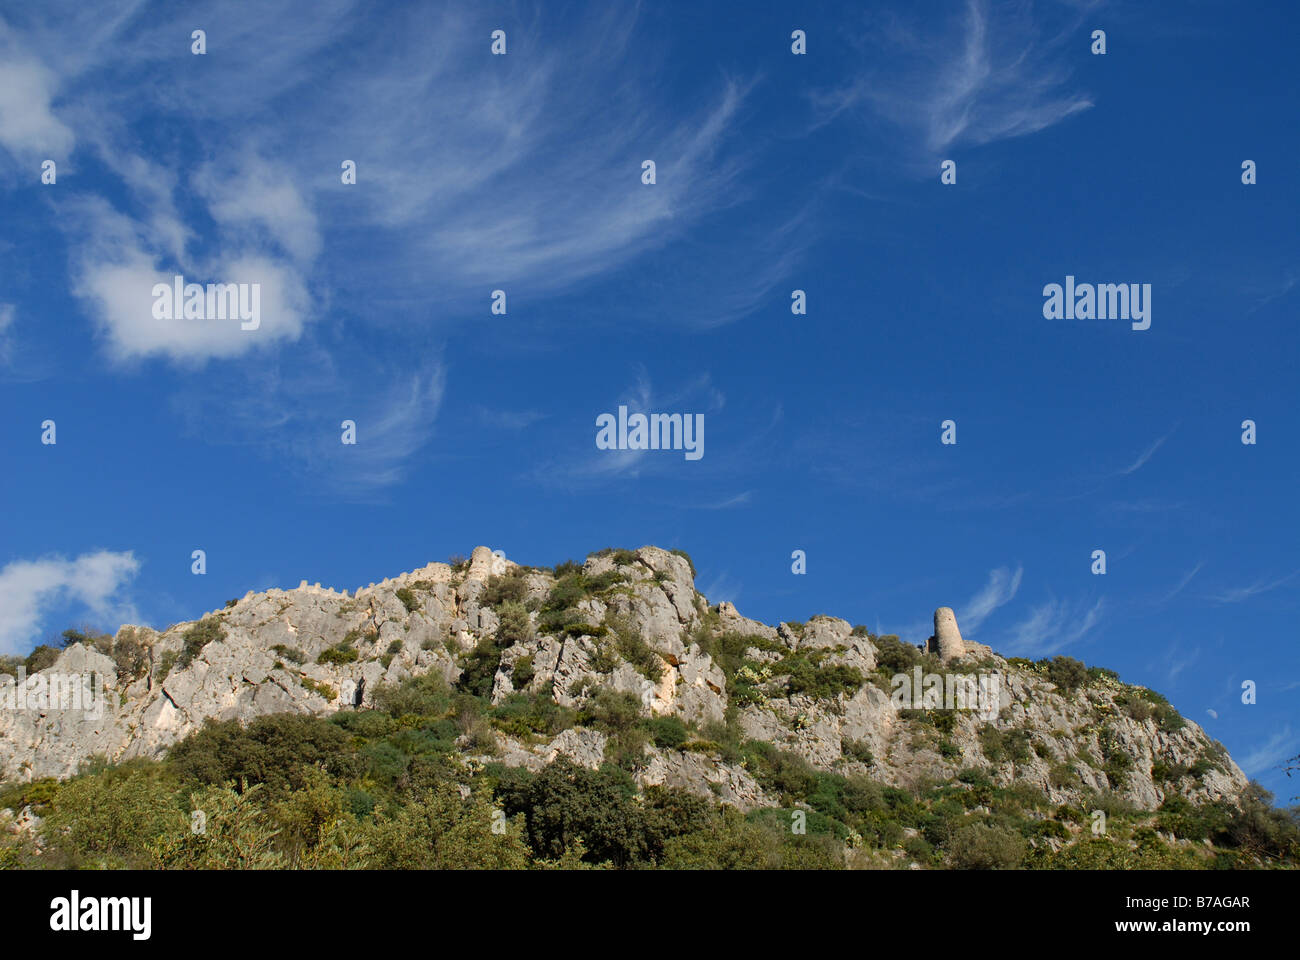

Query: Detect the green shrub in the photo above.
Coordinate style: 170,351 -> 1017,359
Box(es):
109,627 -> 150,683
370,672 -> 453,719
1034,819 -> 1070,841
980,725 -> 1032,764
1087,665 -> 1120,684
496,600 -> 533,646
946,822 -> 1027,869
23,645 -> 60,674
178,617 -> 226,669
154,649 -> 179,680
167,714 -> 351,793
512,655 -> 535,687
60,627 -> 114,654
593,548 -> 637,566
842,740 -> 874,765
1049,762 -> 1076,788
1042,656 -> 1088,694
1136,688 -> 1186,732
607,614 -> 663,681
771,650 -> 863,700
317,641 -> 359,665
872,634 -> 920,675
394,588 -> 419,613
270,644 -> 306,665
647,715 -> 689,750
300,677 -> 337,700
496,757 -> 650,867
490,692 -> 575,738
457,637 -> 504,699
1120,691 -> 1154,721
693,631 -> 777,684
482,570 -> 530,607
668,549 -> 696,578
39,760 -> 184,868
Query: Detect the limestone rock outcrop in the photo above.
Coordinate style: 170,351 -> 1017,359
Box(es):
0,545 -> 1250,815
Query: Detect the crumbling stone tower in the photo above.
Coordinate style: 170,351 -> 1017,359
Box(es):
926,606 -> 966,663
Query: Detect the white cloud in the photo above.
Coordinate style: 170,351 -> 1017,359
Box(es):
0,32 -> 74,160
67,205 -> 311,365
1,1 -> 763,496
0,550 -> 140,655
193,154 -> 322,266
19,3 -> 753,354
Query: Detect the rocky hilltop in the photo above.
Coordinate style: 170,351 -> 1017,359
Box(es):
0,545 -> 1246,816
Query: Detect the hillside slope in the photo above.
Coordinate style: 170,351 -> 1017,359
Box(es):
0,544 -> 1247,815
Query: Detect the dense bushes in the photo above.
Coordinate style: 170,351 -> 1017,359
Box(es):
946,822 -> 1027,869
167,714 -> 352,793
371,672 -> 452,719
22,645 -> 60,674
3,698 -> 1291,870
872,634 -> 920,675
776,656 -> 864,699
497,758 -> 648,866
1041,656 -> 1087,694
481,570 -> 529,607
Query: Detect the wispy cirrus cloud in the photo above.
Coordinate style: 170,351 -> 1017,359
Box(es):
537,367 -> 725,487
812,0 -> 1093,169
1211,569 -> 1300,604
691,491 -> 754,510
958,565 -> 1023,635
1,2 -> 764,493
890,564 -> 1022,642
1160,561 -> 1204,604
1113,428 -> 1176,477
0,302 -> 13,366
701,571 -> 741,606
1238,725 -> 1295,778
1004,595 -> 1104,657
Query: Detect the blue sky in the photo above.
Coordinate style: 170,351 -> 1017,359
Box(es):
1,1 -> 1296,800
